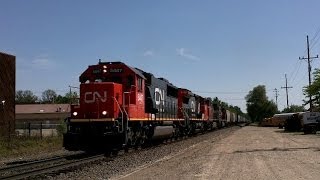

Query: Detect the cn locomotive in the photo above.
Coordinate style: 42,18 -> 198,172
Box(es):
63,61 -> 247,151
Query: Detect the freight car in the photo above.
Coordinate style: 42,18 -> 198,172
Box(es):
63,61 -> 247,151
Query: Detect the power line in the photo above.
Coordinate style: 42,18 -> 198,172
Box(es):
309,26 -> 320,49
288,30 -> 318,87
288,60 -> 302,84
288,60 -> 301,83
303,26 -> 320,54
292,73 -> 308,88
310,34 -> 320,50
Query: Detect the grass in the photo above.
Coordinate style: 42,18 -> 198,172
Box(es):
0,136 -> 63,158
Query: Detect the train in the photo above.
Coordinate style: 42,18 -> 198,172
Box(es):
63,61 -> 248,151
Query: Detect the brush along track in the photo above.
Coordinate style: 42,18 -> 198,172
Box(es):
0,153 -> 105,180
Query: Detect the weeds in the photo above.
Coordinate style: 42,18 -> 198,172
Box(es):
56,118 -> 67,136
0,136 -> 63,158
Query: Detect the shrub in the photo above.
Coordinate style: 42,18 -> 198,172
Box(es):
56,118 -> 67,136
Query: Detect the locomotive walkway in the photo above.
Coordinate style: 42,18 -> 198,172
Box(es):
114,126 -> 320,180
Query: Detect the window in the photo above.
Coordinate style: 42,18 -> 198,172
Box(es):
137,77 -> 143,92
111,76 -> 122,84
167,85 -> 178,97
183,97 -> 189,104
127,75 -> 134,89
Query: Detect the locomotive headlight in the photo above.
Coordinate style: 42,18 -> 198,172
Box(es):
103,69 -> 107,73
73,112 -> 78,116
102,111 -> 107,116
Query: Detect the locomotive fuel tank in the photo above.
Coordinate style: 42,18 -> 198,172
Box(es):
151,126 -> 174,140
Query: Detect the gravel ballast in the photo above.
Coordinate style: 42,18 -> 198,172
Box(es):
50,127 -> 240,179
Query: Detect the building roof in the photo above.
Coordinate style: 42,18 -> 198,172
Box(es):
0,51 -> 15,57
16,104 -> 70,114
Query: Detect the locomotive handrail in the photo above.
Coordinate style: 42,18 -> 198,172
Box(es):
122,92 -> 129,119
122,92 -> 130,147
112,96 -> 125,133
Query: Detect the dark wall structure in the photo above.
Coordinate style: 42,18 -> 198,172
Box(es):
0,52 -> 15,138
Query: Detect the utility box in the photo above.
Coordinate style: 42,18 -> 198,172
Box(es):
0,52 -> 15,138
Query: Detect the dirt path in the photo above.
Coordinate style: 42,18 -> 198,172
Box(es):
113,126 -> 320,180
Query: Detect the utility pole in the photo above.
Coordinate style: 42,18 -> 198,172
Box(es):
69,85 -> 79,110
273,88 -> 279,108
299,35 -> 319,111
281,74 -> 293,109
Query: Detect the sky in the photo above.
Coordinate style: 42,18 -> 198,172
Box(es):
1,0 -> 320,112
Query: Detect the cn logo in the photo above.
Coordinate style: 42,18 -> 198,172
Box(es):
190,100 -> 195,112
84,91 -> 107,103
155,88 -> 165,112
155,88 -> 165,106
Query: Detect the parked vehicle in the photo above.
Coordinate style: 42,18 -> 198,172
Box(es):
284,112 -> 320,134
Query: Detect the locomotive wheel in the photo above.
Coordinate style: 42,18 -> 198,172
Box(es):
128,127 -> 146,149
104,150 -> 112,157
112,149 -> 119,156
174,127 -> 180,140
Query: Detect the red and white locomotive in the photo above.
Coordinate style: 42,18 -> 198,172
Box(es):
63,61 -> 241,151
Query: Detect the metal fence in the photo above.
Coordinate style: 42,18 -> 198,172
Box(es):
15,121 -> 63,138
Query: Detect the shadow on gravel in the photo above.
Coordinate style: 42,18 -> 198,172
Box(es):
233,147 -> 320,154
274,130 -> 307,135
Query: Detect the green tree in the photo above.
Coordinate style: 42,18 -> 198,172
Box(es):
282,105 -> 305,113
55,95 -> 69,104
65,91 -> 78,104
41,89 -> 57,104
304,68 -> 320,110
212,97 -> 246,114
55,92 -> 78,104
212,97 -> 221,105
231,105 -> 243,115
246,85 -> 278,122
15,90 -> 39,104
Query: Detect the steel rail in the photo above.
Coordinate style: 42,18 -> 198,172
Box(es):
0,154 -> 104,180
0,152 -> 87,173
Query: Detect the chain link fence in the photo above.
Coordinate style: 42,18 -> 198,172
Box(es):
15,120 -> 66,138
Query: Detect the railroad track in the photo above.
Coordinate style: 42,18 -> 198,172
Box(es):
0,153 -> 105,180
0,144 -> 168,180
0,126 -> 244,179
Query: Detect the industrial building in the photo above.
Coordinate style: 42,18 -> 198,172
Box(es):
0,52 -> 15,138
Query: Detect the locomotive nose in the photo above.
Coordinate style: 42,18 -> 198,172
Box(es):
75,82 -> 123,120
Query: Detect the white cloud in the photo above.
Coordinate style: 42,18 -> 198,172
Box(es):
176,48 -> 200,61
31,55 -> 55,70
143,50 -> 154,57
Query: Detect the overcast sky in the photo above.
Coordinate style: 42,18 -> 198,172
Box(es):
1,0 -> 320,112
